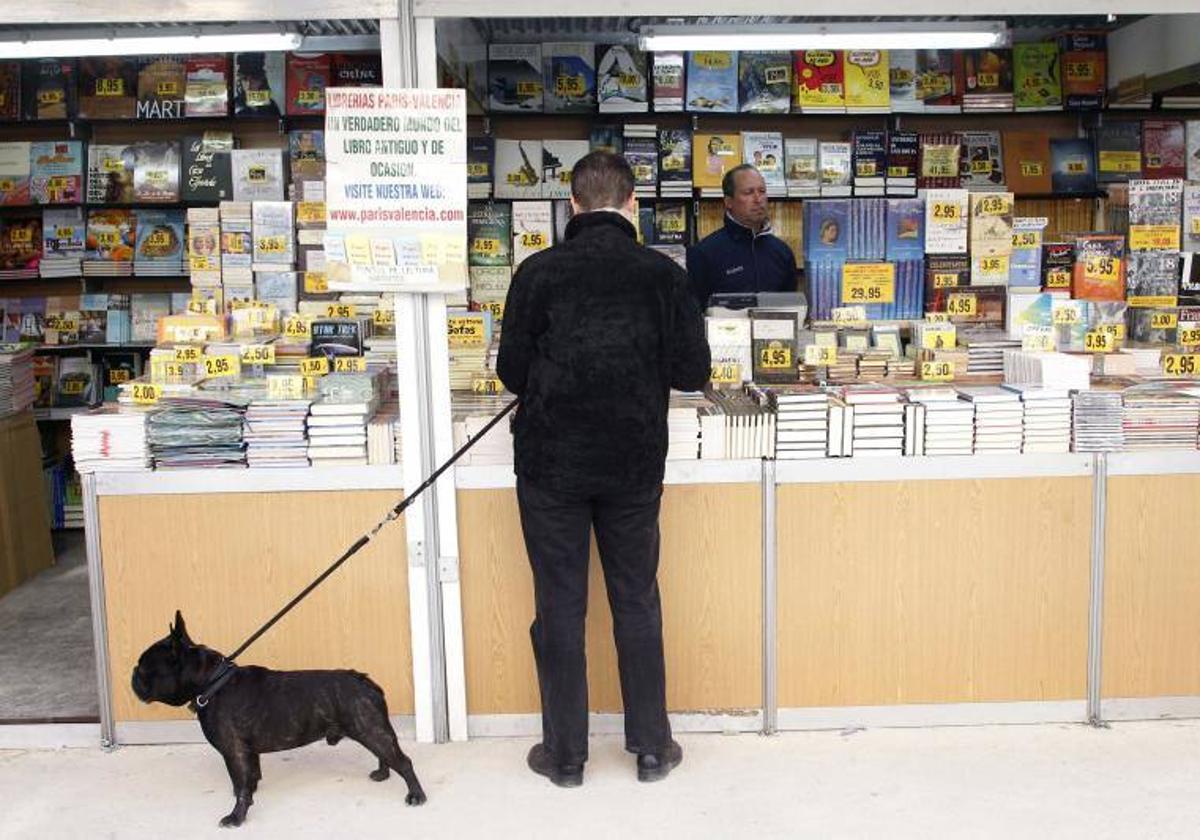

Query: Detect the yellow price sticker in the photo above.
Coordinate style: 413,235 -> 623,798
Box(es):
373,308 -> 395,327
977,255 -> 1009,278
1150,312 -> 1178,330
932,273 -> 959,289
1012,232 -> 1039,249
1129,225 -> 1181,252
472,238 -> 501,255
1084,255 -> 1120,283
333,357 -> 367,373
710,362 -> 741,384
1178,326 -> 1200,347
970,160 -> 992,174
304,272 -> 329,294
267,374 -> 306,400
520,231 -> 549,250
831,306 -> 867,326
930,201 -> 960,222
131,383 -> 161,405
555,75 -> 586,97
758,345 -> 793,370
246,89 -> 271,106
325,304 -> 357,319
1053,306 -> 1082,325
842,263 -> 895,305
156,81 -> 180,97
478,301 -> 504,321
161,361 -> 187,380
95,77 -> 125,97
257,236 -> 289,254
203,355 -> 240,378
1045,268 -> 1072,290
887,166 -> 907,178
61,380 -> 86,395
174,346 -> 202,362
1065,61 -> 1095,81
1066,161 -> 1087,174
977,72 -> 999,87
297,89 -> 323,106
804,345 -> 837,366
299,357 -> 330,376
1084,330 -> 1113,353
1019,161 -> 1044,177
466,162 -> 489,178
925,312 -> 951,323
471,376 -> 503,395
240,345 -> 276,365
516,81 -> 542,96
38,89 -> 64,105
109,369 -> 132,384
283,316 -> 312,339
296,202 -> 326,226
920,360 -> 954,382
1162,353 -> 1200,377
975,195 -> 1010,216
946,293 -> 977,317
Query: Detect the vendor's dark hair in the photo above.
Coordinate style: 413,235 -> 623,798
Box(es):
722,164 -> 760,197
571,151 -> 635,210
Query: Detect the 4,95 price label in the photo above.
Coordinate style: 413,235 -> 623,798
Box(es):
945,293 -> 976,317
758,345 -> 793,370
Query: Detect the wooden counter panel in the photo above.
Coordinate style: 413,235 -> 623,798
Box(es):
100,491 -> 412,721
1103,474 -> 1200,698
458,484 -> 762,715
0,410 -> 54,598
778,477 -> 1091,707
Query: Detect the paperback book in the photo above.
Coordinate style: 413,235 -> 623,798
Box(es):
597,45 -> 648,113
489,44 -> 543,112
136,56 -> 187,119
738,51 -> 791,114
233,52 -> 285,117
286,54 -> 330,115
543,43 -> 596,113
686,51 -> 738,113
793,50 -> 844,113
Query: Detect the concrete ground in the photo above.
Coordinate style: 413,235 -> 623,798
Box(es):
2,721 -> 1199,838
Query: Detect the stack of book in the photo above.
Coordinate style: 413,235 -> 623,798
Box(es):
243,399 -> 311,468
1004,385 -> 1073,453
83,209 -> 134,277
306,398 -> 374,466
1003,349 -> 1091,392
1071,390 -> 1125,453
762,386 -> 830,461
844,385 -> 904,457
133,209 -> 186,276
451,394 -> 515,466
908,386 -> 975,456
70,407 -> 150,472
958,386 -> 1023,454
961,332 -> 1019,375
0,343 -> 35,416
1121,387 -> 1200,451
41,208 -> 85,278
367,406 -> 398,466
623,123 -> 658,200
146,396 -> 247,469
667,395 -> 703,460
706,389 -> 775,459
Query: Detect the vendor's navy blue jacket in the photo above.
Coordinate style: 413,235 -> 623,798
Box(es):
686,214 -> 797,307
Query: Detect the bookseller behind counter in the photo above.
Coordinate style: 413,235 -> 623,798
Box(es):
685,163 -> 798,308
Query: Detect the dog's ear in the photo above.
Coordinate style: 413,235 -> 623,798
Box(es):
171,610 -> 190,644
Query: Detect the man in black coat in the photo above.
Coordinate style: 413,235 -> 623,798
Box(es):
497,151 -> 711,788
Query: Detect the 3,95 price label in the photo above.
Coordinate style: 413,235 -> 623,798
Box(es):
1084,330 -> 1113,353
803,345 -> 837,366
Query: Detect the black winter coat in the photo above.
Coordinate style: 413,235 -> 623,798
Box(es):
497,211 -> 711,495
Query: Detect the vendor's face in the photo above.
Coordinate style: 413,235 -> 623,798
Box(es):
724,169 -> 768,230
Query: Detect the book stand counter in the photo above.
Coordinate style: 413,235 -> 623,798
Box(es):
85,467 -> 415,745
0,410 -> 55,599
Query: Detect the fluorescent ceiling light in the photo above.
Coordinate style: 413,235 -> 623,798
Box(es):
0,30 -> 303,59
640,22 -> 1009,52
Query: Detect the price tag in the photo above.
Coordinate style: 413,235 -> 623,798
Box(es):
1150,312 -> 1178,330
920,360 -> 954,382
109,369 -> 132,384
472,237 -> 502,256
38,89 -> 64,106
333,357 -> 367,373
710,362 -> 741,384
933,273 -> 959,289
95,77 -> 124,97
478,300 -> 504,321
516,81 -> 542,97
970,159 -> 992,174
841,263 -> 895,305
1178,326 -> 1200,347
296,202 -> 326,226
447,316 -> 486,348
297,89 -> 323,106
976,255 -> 1009,281
174,346 -> 202,362
831,306 -> 867,326
61,380 -> 85,395
856,161 -> 877,177
257,236 -> 289,255
1012,232 -> 1039,249
131,383 -> 161,405
246,89 -> 271,106
203,355 -> 240,378
162,362 -> 187,380
373,308 -> 395,327
1129,225 -> 1181,252
946,293 -> 977,317
555,75 -> 587,97
96,231 -> 119,248
1128,295 -> 1178,309
1065,61 -> 1095,81
1045,268 -> 1072,290
267,374 -> 305,400
975,194 -> 1010,216
1084,255 -> 1120,283
929,201 -> 961,223
758,345 -> 793,370
921,323 -> 956,350
1162,353 -> 1200,377
1019,161 -> 1044,177
1192,217 -> 1200,236
924,312 -> 951,323
283,315 -> 312,339
240,344 -> 276,365
466,162 -> 489,179
1084,329 -> 1113,353
1099,151 -> 1141,173
247,165 -> 267,183
519,231 -> 549,250
299,357 -> 330,376
325,303 -> 357,319
978,72 -> 999,87
471,376 -> 503,395
804,345 -> 838,366
1052,306 -> 1082,326
304,272 -> 329,294
1022,325 -> 1057,352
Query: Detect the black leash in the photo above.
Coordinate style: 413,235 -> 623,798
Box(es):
195,397 -> 519,708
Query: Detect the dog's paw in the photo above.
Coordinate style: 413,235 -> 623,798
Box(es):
219,813 -> 244,828
405,790 -> 427,806
370,768 -> 390,782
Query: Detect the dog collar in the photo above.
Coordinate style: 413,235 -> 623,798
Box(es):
195,659 -> 237,709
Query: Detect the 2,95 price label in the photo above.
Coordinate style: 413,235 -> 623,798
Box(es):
283,315 -> 312,339
373,308 -> 395,327
758,345 -> 793,370
920,360 -> 954,381
131,383 -> 161,405
203,355 -> 240,378
1178,326 -> 1200,347
1162,353 -> 1200,377
333,357 -> 367,373
478,300 -> 504,321
325,303 -> 357,319
174,346 -> 203,362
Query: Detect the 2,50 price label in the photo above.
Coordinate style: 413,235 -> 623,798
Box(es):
920,360 -> 954,381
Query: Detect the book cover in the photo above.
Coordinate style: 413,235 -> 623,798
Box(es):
1059,31 -> 1107,110
511,200 -> 553,267
42,208 -> 86,258
793,50 -> 844,112
234,52 -> 285,117
1013,43 -> 1062,111
597,45 -> 648,112
818,142 -> 852,196
489,44 -> 543,112
132,142 -> 181,203
286,54 -> 330,115
1009,217 -> 1047,287
626,137 -> 659,195
1186,120 -> 1200,182
1050,137 -> 1097,194
1185,183 -> 1200,255
886,198 -> 925,260
658,129 -> 693,186
0,62 -> 19,120
331,53 -> 382,88
85,209 -> 135,263
185,56 -> 229,117
1126,251 -> 1179,307
852,130 -> 887,188
1142,120 -> 1186,180
918,133 -> 962,190
742,131 -> 786,194
0,215 -> 42,273
542,139 -> 589,200
692,133 -> 742,192
803,199 -> 850,261
468,202 -> 514,269
589,124 -> 623,156
78,57 -> 138,120
288,130 -> 326,182
467,137 -> 495,191
21,59 -> 76,121
686,51 -> 738,113
751,310 -> 800,384
888,50 -> 920,112
86,144 -> 134,204
0,142 -> 30,207
1073,234 -> 1125,300
136,56 -> 186,120
231,149 -> 286,202
738,51 -> 791,114
963,49 -> 1014,111
924,189 -> 969,255
543,43 -> 596,113
916,50 -> 963,111
969,192 -> 1014,257
30,141 -> 83,205
784,138 -> 820,197
181,136 -> 233,202
650,51 -> 684,111
1002,131 -> 1052,194
653,200 -> 691,246
843,50 -> 889,111
638,204 -> 656,245
494,139 -> 543,200
1041,242 -> 1075,290
1128,178 -> 1183,228
1094,121 -> 1142,183
886,131 -> 920,193
959,130 -> 1005,191
251,201 -> 295,266
134,209 -> 185,267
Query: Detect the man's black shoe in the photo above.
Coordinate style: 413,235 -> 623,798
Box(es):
527,743 -> 583,788
636,739 -> 683,782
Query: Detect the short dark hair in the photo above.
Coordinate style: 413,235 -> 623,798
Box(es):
570,151 -> 635,210
722,163 -> 761,198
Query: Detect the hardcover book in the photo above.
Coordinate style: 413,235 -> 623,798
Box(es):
1142,120 -> 1187,180
21,59 -> 76,121
650,51 -> 684,112
288,130 -> 325,182
916,50 -> 962,112
692,133 -> 742,193
541,139 -> 590,200
1002,131 -> 1052,195
886,131 -> 920,195
1049,137 -> 1097,194
78,57 -> 138,120
233,52 -> 285,117
1059,31 -> 1107,110
742,131 -> 786,195
1072,234 -> 1125,301
658,129 -> 693,188
959,130 -> 1005,191
132,142 -> 181,203
624,137 -> 659,196
468,202 -> 514,267
231,149 -> 286,202
888,50 -> 920,112
494,139 -> 543,200
784,138 -> 820,197
851,130 -> 887,193
843,50 -> 889,112
467,137 -> 494,197
818,142 -> 852,197
686,51 -> 738,113
0,62 -> 19,120
86,144 -> 134,204
511,200 -> 554,268
30,141 -> 83,205
1094,121 -> 1142,183
653,200 -> 691,246
1013,43 -> 1062,111
962,49 -> 1014,111
918,133 -> 962,190
185,56 -> 229,117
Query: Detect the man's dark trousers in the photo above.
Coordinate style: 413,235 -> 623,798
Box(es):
516,476 -> 672,766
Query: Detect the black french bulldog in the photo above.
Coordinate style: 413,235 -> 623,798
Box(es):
131,611 -> 426,827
